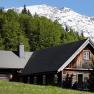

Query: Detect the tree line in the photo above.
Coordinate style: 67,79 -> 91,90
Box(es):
0,6 -> 84,51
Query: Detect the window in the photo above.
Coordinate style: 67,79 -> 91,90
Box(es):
43,75 -> 46,84
83,50 -> 90,60
54,74 -> 58,84
27,76 -> 30,83
34,76 -> 37,84
78,74 -> 83,83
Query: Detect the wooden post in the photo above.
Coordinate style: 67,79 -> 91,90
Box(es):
57,71 -> 62,86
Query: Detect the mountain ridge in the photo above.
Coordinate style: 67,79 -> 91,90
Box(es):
5,4 -> 94,40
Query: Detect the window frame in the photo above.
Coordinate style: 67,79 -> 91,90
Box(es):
43,75 -> 46,85
33,76 -> 37,84
54,74 -> 58,84
83,50 -> 90,60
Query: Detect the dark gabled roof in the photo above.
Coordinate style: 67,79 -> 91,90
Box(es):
23,39 -> 87,75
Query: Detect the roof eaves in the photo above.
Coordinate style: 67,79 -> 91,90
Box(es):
89,38 -> 94,49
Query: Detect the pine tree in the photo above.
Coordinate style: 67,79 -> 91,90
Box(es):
0,7 -> 4,13
27,10 -> 31,15
22,5 -> 28,14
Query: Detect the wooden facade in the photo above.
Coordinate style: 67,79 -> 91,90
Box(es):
62,44 -> 94,85
0,69 -> 20,81
67,44 -> 94,69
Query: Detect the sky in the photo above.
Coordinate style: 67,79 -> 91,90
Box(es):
0,0 -> 94,16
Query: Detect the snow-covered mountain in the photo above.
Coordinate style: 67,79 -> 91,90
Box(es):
5,4 -> 94,40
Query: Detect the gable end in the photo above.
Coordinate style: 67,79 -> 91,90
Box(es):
58,38 -> 94,72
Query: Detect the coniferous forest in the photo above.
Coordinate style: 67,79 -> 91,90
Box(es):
0,6 -> 84,51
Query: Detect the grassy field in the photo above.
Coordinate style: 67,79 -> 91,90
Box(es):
0,81 -> 93,94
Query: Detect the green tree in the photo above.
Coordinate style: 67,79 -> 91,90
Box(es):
61,28 -> 84,43
0,7 -> 4,14
0,8 -> 85,51
1,10 -> 30,51
22,5 -> 31,15
25,15 -> 63,50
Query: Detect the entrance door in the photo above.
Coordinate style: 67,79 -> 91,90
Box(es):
78,74 -> 83,83
77,74 -> 83,89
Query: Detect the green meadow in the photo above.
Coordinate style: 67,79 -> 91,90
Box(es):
0,81 -> 93,94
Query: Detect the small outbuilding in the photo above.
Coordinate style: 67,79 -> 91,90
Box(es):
0,44 -> 32,81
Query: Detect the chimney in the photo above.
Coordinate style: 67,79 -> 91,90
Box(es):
19,43 -> 24,58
